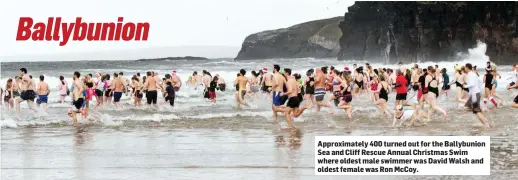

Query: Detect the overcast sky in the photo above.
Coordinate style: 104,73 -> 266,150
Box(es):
0,0 -> 354,61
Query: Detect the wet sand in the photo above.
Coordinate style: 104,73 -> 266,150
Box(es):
2,110 -> 518,180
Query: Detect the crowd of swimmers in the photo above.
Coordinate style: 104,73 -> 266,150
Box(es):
2,62 -> 518,129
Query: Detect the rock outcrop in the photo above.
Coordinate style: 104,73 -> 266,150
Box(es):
235,17 -> 343,60
338,1 -> 518,64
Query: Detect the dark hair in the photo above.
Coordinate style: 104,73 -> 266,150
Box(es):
273,64 -> 280,72
465,63 -> 473,70
119,72 -> 123,75
193,71 -> 197,75
213,76 -> 219,82
86,82 -> 94,88
59,76 -> 65,85
166,81 -> 172,86
284,68 -> 292,75
137,72 -> 140,76
142,76 -> 146,83
74,71 -> 81,78
147,71 -> 152,76
306,69 -> 314,76
88,73 -> 93,78
321,67 -> 328,74
240,69 -> 246,76
441,68 -> 447,74
165,74 -> 171,79
294,73 -> 301,80
39,75 -> 44,81
29,75 -> 32,79
374,69 -> 379,76
20,68 -> 27,74
333,69 -> 339,75
114,73 -> 119,77
330,66 -> 335,70
237,73 -> 241,77
106,74 -> 111,80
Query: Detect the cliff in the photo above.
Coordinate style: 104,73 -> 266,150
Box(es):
338,1 -> 518,64
235,16 -> 343,60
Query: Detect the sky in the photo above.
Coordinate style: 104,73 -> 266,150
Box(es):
0,0 -> 354,61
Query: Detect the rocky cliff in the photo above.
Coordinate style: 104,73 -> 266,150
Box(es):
235,16 -> 343,60
338,1 -> 518,64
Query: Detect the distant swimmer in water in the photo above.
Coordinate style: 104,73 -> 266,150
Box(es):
36,75 -> 50,113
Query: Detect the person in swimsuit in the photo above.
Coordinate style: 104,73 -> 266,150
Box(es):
68,71 -> 84,127
4,79 -> 15,111
368,73 -> 379,103
373,75 -> 392,117
249,71 -> 260,94
271,65 -> 287,120
280,68 -> 307,129
36,75 -> 50,113
132,76 -> 143,106
207,76 -> 218,103
338,71 -> 353,119
164,81 -> 176,106
483,67 -> 498,108
327,69 -> 343,113
303,69 -> 316,109
314,67 -> 331,113
104,74 -> 113,105
353,67 -> 364,97
440,68 -> 450,96
216,74 -> 226,92
261,67 -> 273,94
93,73 -> 104,107
143,71 -> 159,107
424,67 -> 448,121
16,68 -> 38,119
112,73 -> 124,108
58,76 -> 69,104
236,69 -> 249,108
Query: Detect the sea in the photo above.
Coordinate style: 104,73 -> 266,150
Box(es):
1,42 -> 518,179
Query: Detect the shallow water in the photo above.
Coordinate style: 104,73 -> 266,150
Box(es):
2,110 -> 518,180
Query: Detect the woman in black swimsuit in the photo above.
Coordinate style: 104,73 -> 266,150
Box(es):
425,68 -> 447,121
338,72 -> 354,119
303,69 -> 316,109
353,68 -> 364,96
374,75 -> 392,117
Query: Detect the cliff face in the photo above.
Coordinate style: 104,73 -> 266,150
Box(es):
235,17 -> 343,60
338,1 -> 518,64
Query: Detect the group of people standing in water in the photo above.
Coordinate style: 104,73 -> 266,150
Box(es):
2,61 -> 518,129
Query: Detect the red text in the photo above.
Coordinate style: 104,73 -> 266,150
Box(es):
16,17 -> 150,46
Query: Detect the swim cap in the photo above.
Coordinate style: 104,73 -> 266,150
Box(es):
455,65 -> 461,71
263,67 -> 268,71
344,67 -> 350,71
